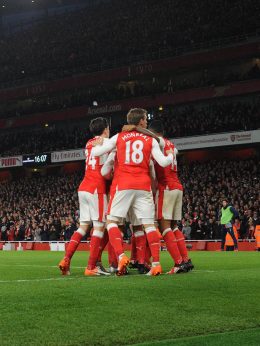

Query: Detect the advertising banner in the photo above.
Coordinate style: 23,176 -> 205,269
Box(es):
51,149 -> 85,163
0,156 -> 23,168
173,130 -> 260,150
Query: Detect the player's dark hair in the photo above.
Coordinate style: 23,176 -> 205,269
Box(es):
148,120 -> 164,135
127,108 -> 147,125
89,117 -> 109,136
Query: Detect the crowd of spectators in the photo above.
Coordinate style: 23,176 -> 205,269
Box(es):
2,61 -> 260,120
0,0 -> 259,86
155,97 -> 260,138
1,97 -> 259,156
0,158 -> 259,242
180,159 -> 259,240
0,125 -> 90,156
0,174 -> 81,242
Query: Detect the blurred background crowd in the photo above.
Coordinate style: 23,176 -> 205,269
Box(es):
0,158 -> 259,241
1,96 -> 259,156
1,0 -> 259,86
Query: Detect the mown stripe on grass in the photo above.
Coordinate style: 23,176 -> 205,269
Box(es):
130,327 -> 260,346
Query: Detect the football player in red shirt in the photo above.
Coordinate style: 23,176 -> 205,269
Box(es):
101,149 -> 150,274
59,117 -> 111,276
92,108 -> 174,275
148,120 -> 194,273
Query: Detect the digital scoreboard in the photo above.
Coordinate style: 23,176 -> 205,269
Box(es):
22,153 -> 51,166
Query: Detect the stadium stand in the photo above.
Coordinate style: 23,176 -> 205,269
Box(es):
180,159 -> 260,240
0,125 -> 89,156
0,174 -> 81,242
0,0 -> 259,86
0,96 -> 259,156
0,159 -> 259,242
1,62 -> 260,119
155,97 -> 260,138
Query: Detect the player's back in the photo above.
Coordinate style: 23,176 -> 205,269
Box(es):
116,130 -> 153,191
154,137 -> 183,191
78,137 -> 108,194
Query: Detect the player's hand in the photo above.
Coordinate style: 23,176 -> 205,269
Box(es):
166,148 -> 174,155
92,137 -> 104,146
122,124 -> 136,132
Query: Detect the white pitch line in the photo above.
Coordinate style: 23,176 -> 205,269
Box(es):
0,270 -> 217,284
0,277 -> 80,283
0,263 -> 216,273
0,264 -> 215,271
192,270 -> 215,273
0,264 -> 86,269
0,275 -> 133,283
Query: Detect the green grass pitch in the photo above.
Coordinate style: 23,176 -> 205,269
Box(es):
0,251 -> 259,346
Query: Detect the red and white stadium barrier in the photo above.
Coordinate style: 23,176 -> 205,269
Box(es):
0,240 -> 257,251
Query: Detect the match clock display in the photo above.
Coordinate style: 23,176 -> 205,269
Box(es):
22,153 -> 51,166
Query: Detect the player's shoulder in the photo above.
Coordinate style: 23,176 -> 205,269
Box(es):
118,130 -> 151,143
86,136 -> 98,149
160,136 -> 173,148
169,139 -> 178,155
87,136 -> 111,147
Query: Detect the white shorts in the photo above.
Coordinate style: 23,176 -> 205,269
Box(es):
108,190 -> 154,224
78,191 -> 107,224
108,210 -> 141,226
156,189 -> 183,221
126,208 -> 142,226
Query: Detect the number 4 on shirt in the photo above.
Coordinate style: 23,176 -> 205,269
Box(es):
85,150 -> 97,169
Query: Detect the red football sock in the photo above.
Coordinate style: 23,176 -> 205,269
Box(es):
130,234 -> 137,262
145,242 -> 151,265
97,231 -> 109,262
163,228 -> 183,265
174,228 -> 189,262
145,227 -> 160,263
107,223 -> 124,257
108,241 -> 118,267
134,231 -> 146,264
87,230 -> 104,270
65,230 -> 83,260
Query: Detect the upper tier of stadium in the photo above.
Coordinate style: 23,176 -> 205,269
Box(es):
0,0 -> 259,86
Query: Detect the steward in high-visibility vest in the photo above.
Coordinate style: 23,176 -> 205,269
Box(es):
220,198 -> 239,251
254,225 -> 260,251
225,225 -> 238,251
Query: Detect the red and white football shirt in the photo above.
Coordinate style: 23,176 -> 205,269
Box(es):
115,131 -> 153,191
78,137 -> 108,194
154,137 -> 183,191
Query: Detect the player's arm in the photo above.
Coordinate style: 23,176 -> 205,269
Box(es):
149,160 -> 157,194
91,135 -> 118,157
151,138 -> 173,167
158,137 -> 165,150
136,127 -> 160,143
121,124 -> 160,143
101,151 -> 116,180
